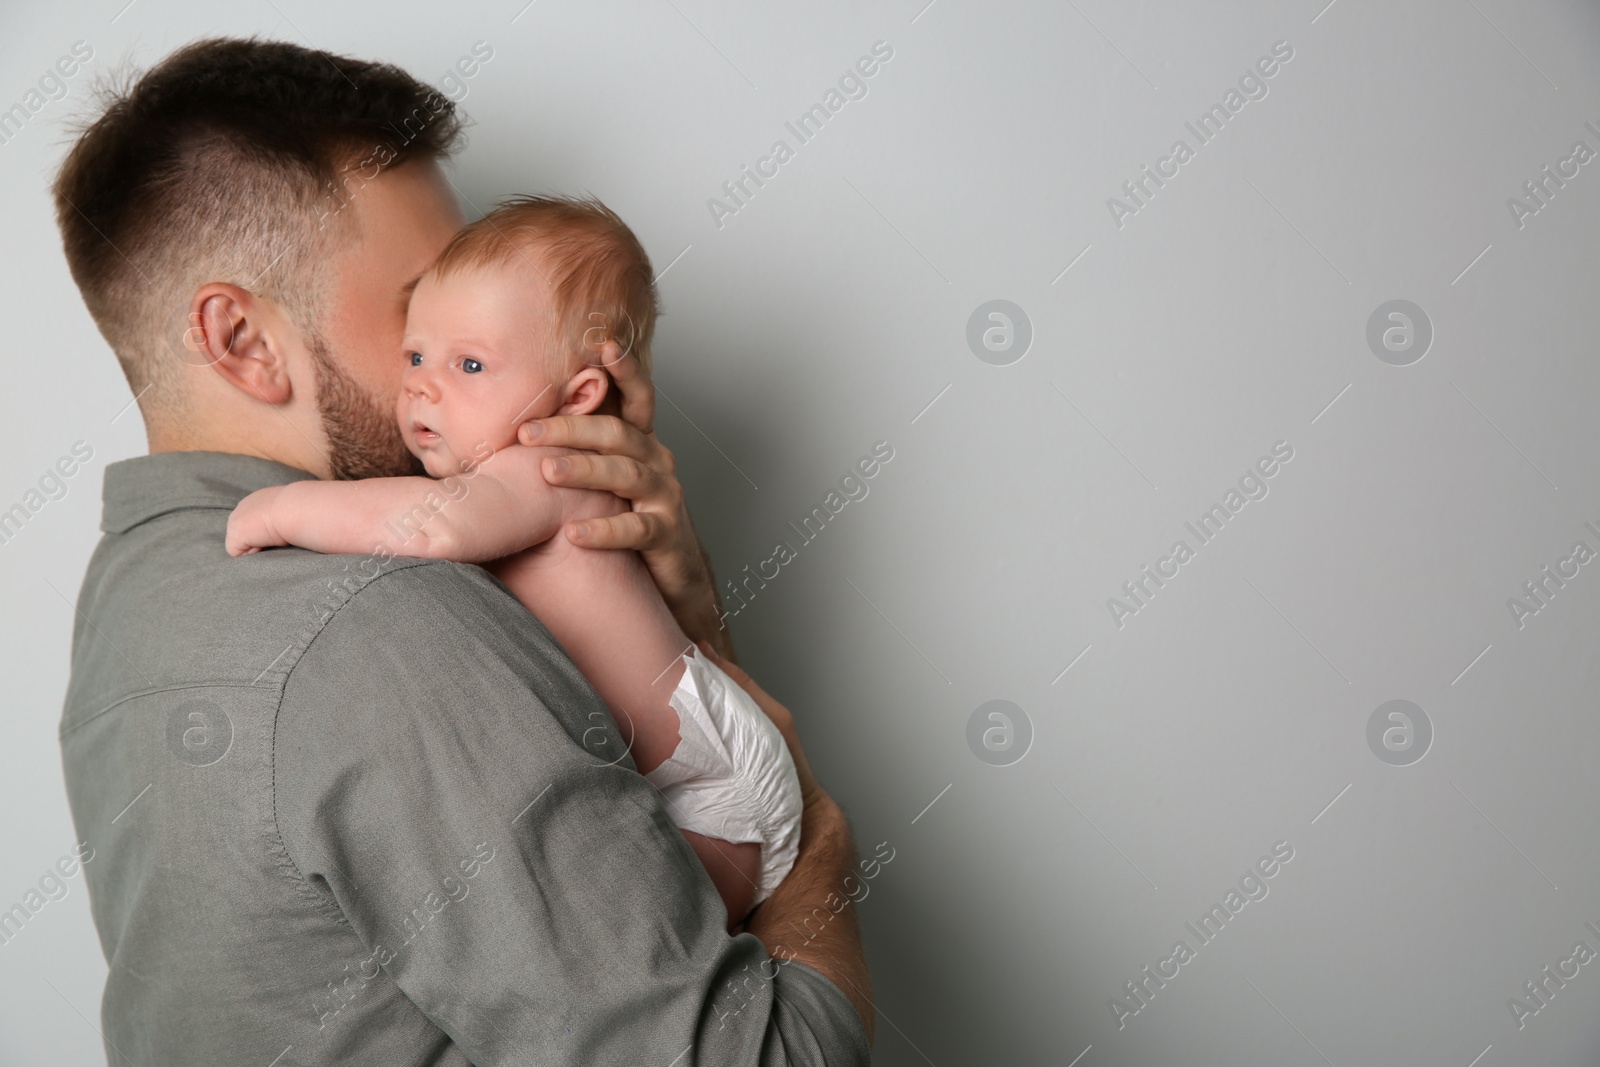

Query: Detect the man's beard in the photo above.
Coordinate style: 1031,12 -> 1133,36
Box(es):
307,331 -> 423,481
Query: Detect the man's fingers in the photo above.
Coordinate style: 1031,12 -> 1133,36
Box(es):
566,509 -> 670,550
545,454 -> 683,513
588,338 -> 627,369
519,413 -> 658,463
605,349 -> 655,435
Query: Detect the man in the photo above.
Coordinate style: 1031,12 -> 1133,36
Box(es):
53,37 -> 872,1064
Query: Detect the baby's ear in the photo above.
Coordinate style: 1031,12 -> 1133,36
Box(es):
554,365 -> 610,416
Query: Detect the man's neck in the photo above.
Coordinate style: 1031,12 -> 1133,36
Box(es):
145,419 -> 330,479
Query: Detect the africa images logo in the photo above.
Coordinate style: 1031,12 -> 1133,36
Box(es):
1106,40 -> 1295,229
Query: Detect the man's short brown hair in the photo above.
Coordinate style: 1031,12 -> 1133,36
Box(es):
425,195 -> 660,379
53,36 -> 465,419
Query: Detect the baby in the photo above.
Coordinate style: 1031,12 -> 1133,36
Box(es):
225,195 -> 800,931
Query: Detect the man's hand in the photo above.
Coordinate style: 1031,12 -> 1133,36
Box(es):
224,485 -> 289,556
693,641 -> 876,1045
517,340 -> 734,660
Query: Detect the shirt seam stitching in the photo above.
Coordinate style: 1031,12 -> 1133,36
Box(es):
57,557 -> 447,738
60,680 -> 277,739
102,495 -> 257,533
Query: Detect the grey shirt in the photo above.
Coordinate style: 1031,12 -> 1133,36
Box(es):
59,451 -> 869,1066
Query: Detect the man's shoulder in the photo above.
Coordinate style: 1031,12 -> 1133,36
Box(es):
159,546 -> 543,691
272,552 -> 626,831
276,553 -> 605,742
270,553 -> 568,690
294,553 -> 525,635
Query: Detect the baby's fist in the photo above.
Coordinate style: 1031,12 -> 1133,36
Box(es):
225,486 -> 287,557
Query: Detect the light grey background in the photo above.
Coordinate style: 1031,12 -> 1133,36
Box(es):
3,0 -> 1599,1063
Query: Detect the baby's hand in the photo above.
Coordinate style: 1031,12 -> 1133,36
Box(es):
225,485 -> 288,557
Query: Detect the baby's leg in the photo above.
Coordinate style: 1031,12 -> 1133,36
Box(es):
679,830 -> 761,934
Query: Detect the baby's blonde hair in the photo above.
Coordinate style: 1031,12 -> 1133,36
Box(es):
426,194 -> 659,377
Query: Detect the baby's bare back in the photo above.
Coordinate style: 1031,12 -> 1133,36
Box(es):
486,459 -> 691,773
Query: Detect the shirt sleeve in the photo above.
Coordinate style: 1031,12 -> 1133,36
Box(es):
273,560 -> 869,1066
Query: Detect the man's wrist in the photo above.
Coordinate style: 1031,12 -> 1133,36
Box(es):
671,548 -> 736,662
800,788 -> 845,836
743,788 -> 872,1044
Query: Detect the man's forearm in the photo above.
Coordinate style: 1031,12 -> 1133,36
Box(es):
671,545 -> 737,663
744,797 -> 874,1046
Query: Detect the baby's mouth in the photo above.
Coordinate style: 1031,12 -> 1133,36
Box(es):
412,420 -> 441,444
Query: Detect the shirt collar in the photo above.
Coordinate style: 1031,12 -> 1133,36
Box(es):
100,451 -> 319,535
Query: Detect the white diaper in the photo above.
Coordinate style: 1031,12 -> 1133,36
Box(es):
644,647 -> 802,908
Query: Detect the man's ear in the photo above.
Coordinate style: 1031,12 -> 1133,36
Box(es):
182,283 -> 294,405
555,365 -> 610,416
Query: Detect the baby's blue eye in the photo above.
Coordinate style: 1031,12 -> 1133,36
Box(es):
462,358 -> 484,374
408,352 -> 422,366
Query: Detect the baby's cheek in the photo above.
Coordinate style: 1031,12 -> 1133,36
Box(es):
460,406 -> 521,455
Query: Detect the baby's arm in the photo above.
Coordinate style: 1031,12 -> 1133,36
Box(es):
225,447 -> 571,562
